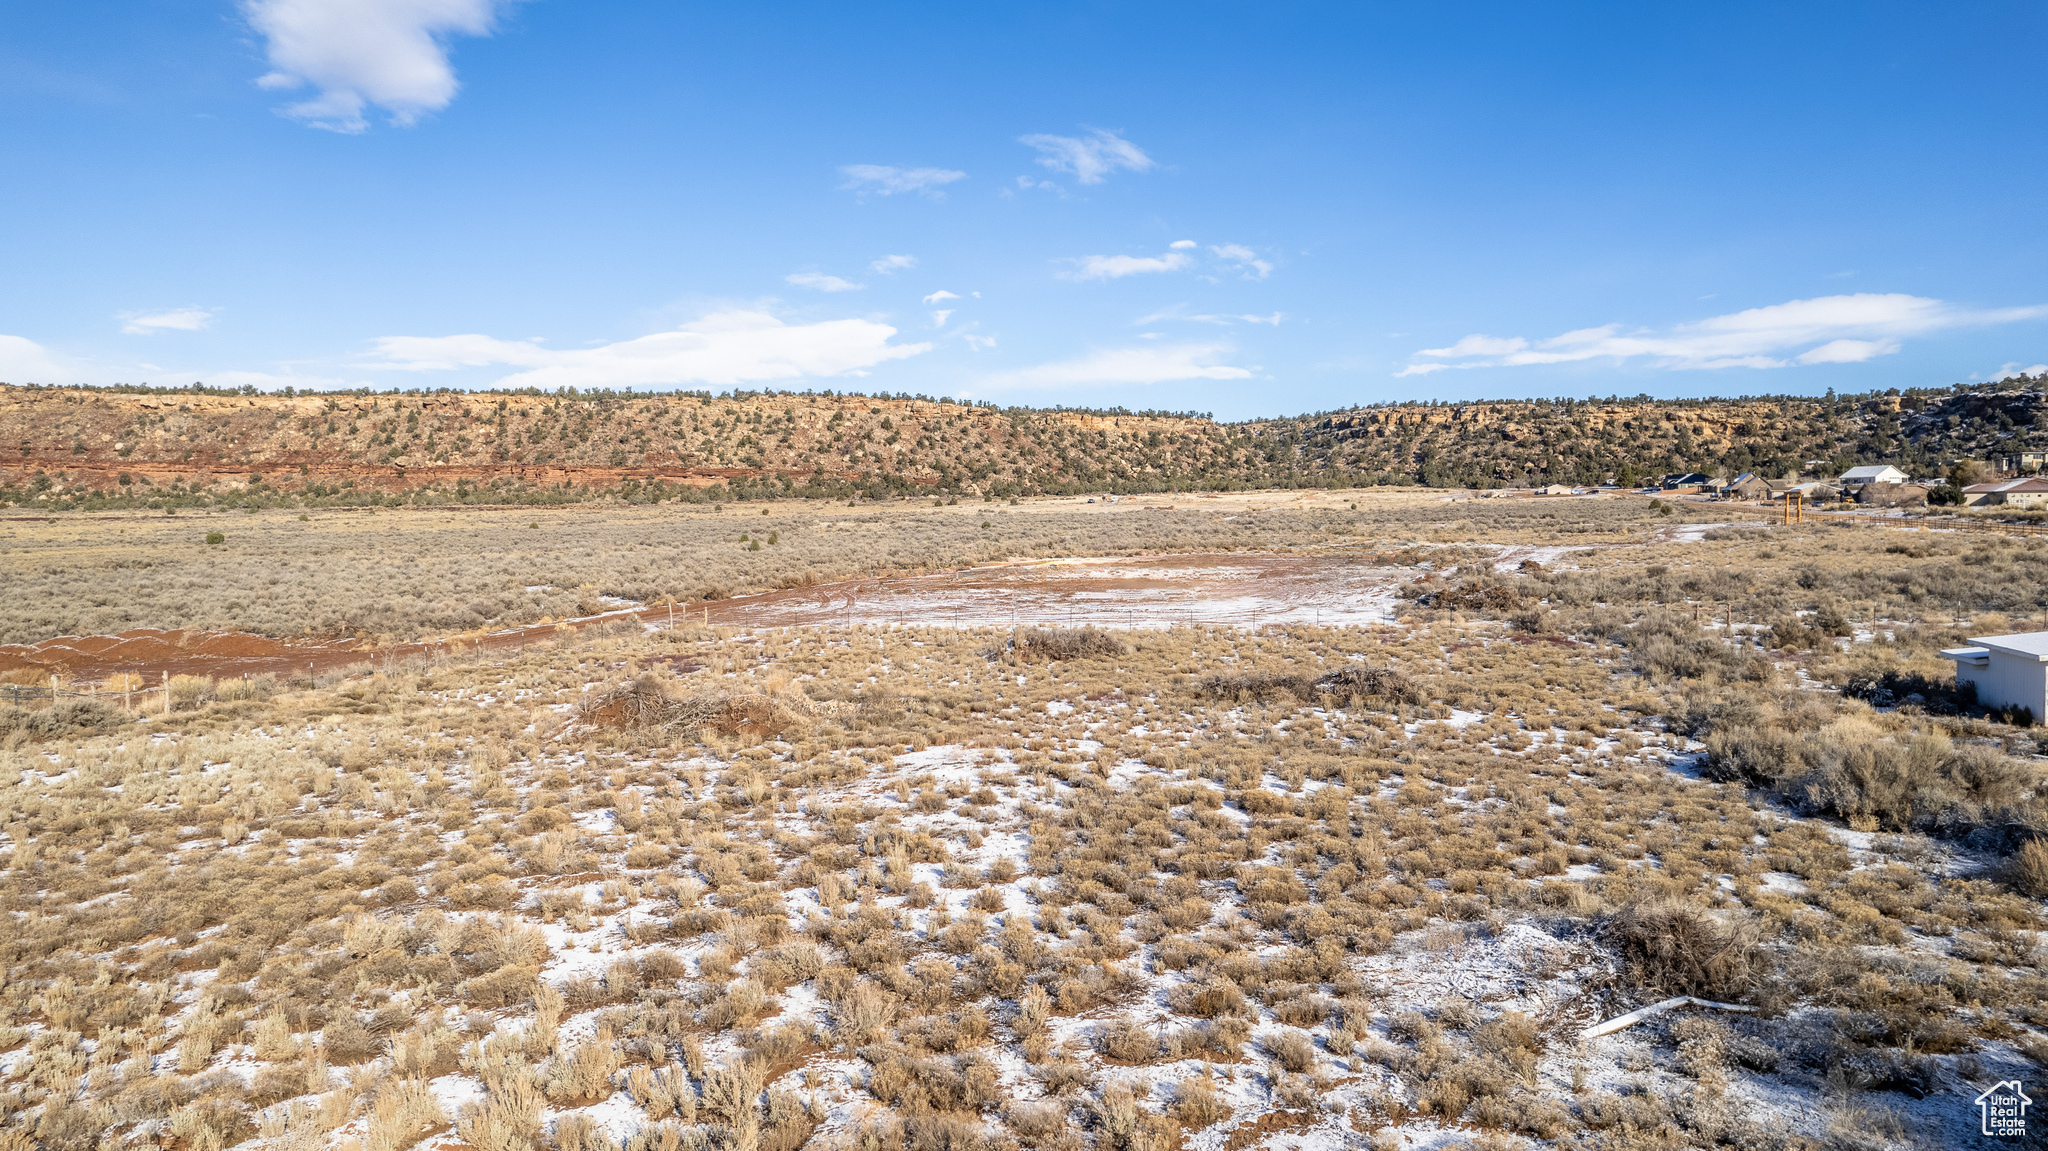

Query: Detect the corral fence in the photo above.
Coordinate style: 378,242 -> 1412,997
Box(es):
1811,511 -> 2048,538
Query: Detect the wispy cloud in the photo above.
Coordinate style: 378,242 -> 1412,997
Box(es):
1063,250 -> 1193,281
242,0 -> 510,133
119,307 -> 216,335
870,254 -> 917,274
1209,243 -> 1272,279
365,309 -> 929,388
1398,293 -> 2048,377
1018,128 -> 1154,185
203,369 -> 365,391
922,290 -> 961,305
785,272 -> 864,292
981,343 -> 1250,388
930,310 -> 954,328
1993,362 -> 2048,380
1136,305 -> 1282,327
838,165 -> 966,197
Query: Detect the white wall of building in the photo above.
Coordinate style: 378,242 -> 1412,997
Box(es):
1959,652 -> 2048,715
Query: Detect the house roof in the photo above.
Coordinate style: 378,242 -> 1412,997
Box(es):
1969,632 -> 2048,661
1963,477 -> 2048,493
1840,464 -> 1907,481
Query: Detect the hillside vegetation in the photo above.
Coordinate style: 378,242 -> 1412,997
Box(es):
2,377 -> 2044,510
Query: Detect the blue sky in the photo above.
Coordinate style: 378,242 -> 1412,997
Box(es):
3,2 -> 2045,419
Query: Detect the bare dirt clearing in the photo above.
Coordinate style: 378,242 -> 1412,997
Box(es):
695,554 -> 1407,632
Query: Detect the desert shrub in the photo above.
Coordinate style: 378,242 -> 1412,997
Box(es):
1168,1074 -> 1231,1127
1005,1102 -> 1065,1147
0,697 -> 127,740
1838,666 -> 1974,713
1421,581 -> 1522,613
2006,838 -> 2048,897
1767,617 -> 1824,651
1270,993 -> 1335,1028
1606,899 -> 1766,1002
542,1040 -> 622,1104
1701,725 -> 1803,785
322,1011 -> 382,1064
1196,671 -> 1315,703
1095,1018 -> 1159,1063
700,1060 -> 765,1125
1630,633 -> 1770,684
1167,978 -> 1248,1019
1015,627 -> 1128,660
902,1114 -> 984,1151
1267,1028 -> 1315,1072
364,1079 -> 446,1151
552,1113 -> 620,1151
1790,724 -> 2037,834
1316,664 -> 1423,705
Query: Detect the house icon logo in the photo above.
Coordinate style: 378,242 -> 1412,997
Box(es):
1977,1080 -> 2031,1138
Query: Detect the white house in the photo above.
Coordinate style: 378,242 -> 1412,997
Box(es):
1941,632 -> 2048,717
1839,464 -> 1909,485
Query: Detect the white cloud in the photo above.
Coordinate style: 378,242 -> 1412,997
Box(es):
1795,338 -> 1899,365
365,309 -> 930,388
1019,128 -> 1154,185
785,272 -> 865,293
1393,363 -> 1449,378
1209,243 -> 1272,279
1169,239 -> 1196,250
930,310 -> 953,328
981,343 -> 1250,388
922,290 -> 961,305
1993,362 -> 2048,380
243,0 -> 509,133
119,307 -> 215,335
1403,293 -> 2048,375
838,165 -> 966,196
1136,306 -> 1282,327
0,335 -> 77,382
963,334 -> 996,352
1064,251 -> 1193,281
871,254 -> 917,274
1009,174 -> 1068,198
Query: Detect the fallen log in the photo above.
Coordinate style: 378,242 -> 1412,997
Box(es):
1579,995 -> 1756,1040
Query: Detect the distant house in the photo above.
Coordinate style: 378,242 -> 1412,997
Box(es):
1536,483 -> 1575,496
1943,632 -> 2048,719
1659,472 -> 1711,491
1963,477 -> 2048,508
1999,451 -> 2048,473
1780,481 -> 1837,502
1839,464 -> 1910,485
1719,472 -> 1773,500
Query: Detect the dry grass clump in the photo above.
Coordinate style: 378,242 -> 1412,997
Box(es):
1606,899 -> 1767,1002
1197,663 -> 1419,706
577,675 -> 859,740
1012,627 -> 1129,660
